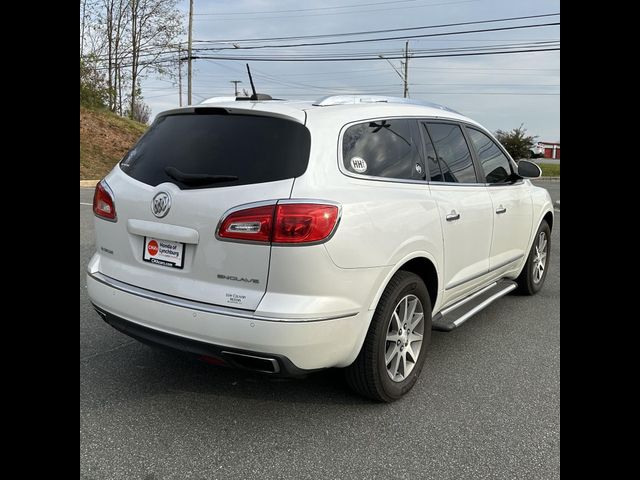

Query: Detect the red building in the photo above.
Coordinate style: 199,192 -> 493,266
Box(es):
538,141 -> 560,159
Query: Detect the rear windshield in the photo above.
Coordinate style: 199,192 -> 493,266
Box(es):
119,111 -> 311,189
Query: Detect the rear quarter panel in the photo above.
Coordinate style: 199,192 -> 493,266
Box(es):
290,111 -> 445,312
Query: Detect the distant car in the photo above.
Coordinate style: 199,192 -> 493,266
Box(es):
530,143 -> 545,158
87,95 -> 553,402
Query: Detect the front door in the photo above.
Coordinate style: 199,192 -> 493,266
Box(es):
420,121 -> 494,306
465,127 -> 533,274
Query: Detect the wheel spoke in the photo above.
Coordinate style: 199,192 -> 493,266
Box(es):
405,344 -> 417,363
409,331 -> 423,342
399,353 -> 407,379
386,332 -> 400,342
392,311 -> 401,331
410,312 -> 423,330
407,298 -> 417,323
402,296 -> 409,323
391,352 -> 401,377
385,344 -> 399,365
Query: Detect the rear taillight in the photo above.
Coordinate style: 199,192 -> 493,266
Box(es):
217,205 -> 275,243
273,203 -> 339,244
217,202 -> 339,245
93,180 -> 117,221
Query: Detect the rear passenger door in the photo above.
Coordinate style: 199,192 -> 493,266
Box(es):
420,121 -> 494,305
465,127 -> 533,275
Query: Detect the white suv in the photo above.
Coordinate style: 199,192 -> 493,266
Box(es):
87,95 -> 553,402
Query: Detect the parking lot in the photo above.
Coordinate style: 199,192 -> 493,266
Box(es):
80,181 -> 560,479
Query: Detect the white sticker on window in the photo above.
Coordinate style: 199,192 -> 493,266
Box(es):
350,156 -> 367,173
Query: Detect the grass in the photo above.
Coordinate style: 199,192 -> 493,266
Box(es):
80,106 -> 147,180
539,163 -> 560,177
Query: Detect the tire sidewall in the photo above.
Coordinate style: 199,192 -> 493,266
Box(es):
374,275 -> 432,400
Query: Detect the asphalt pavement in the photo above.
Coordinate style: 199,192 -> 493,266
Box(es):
80,183 -> 560,480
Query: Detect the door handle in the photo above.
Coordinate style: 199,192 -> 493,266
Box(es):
446,210 -> 460,222
495,205 -> 507,214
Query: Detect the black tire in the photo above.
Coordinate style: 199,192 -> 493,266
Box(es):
345,271 -> 432,402
515,220 -> 551,295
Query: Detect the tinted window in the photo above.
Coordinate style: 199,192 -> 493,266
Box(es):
467,128 -> 513,184
424,123 -> 477,183
120,111 -> 311,189
342,119 -> 425,181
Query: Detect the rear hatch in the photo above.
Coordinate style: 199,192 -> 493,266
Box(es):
94,107 -> 310,310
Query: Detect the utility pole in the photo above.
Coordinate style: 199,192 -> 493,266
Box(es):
403,41 -> 409,98
178,46 -> 183,107
187,0 -> 194,105
230,80 -> 242,96
378,41 -> 410,98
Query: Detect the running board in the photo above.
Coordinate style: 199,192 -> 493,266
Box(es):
431,280 -> 518,332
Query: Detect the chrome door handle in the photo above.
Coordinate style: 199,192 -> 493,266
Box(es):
446,211 -> 460,222
495,206 -> 507,214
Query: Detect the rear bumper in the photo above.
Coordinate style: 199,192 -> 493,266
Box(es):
94,306 -> 308,376
86,272 -> 372,371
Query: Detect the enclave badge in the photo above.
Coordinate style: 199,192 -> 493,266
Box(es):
151,192 -> 171,218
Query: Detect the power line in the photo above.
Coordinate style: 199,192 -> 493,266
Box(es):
87,14 -> 561,63
195,46 -> 560,62
190,22 -> 559,53
192,12 -> 559,44
191,39 -> 559,59
193,0 -> 479,21
193,0 -> 426,16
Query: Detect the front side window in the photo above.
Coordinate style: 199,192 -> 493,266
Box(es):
342,119 -> 425,181
423,123 -> 477,183
467,128 -> 514,184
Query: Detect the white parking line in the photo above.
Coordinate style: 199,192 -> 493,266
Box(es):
80,202 -> 92,206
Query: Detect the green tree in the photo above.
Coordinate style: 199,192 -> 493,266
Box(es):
80,56 -> 108,109
494,124 -> 537,161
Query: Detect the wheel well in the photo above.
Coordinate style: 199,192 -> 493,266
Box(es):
544,211 -> 553,231
399,257 -> 438,308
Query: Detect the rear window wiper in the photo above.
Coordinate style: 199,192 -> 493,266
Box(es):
165,166 -> 238,186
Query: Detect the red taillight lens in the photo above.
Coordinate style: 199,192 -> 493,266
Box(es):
217,205 -> 275,243
93,181 -> 117,221
217,202 -> 339,244
273,203 -> 339,244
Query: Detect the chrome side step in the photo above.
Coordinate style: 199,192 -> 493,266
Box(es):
431,279 -> 518,332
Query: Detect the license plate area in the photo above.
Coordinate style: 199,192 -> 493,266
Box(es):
143,237 -> 185,269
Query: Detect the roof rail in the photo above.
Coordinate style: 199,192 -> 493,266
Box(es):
312,95 -> 460,114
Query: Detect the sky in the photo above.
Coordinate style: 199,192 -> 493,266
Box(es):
142,0 -> 560,141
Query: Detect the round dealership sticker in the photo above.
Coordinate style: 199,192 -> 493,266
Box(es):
147,240 -> 159,256
350,156 -> 368,173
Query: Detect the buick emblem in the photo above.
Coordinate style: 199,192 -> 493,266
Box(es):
151,192 -> 171,218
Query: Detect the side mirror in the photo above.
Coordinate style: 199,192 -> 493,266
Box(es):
517,160 -> 542,178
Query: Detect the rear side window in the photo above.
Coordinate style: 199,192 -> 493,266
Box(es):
467,128 -> 514,184
342,119 -> 425,181
423,123 -> 477,183
120,111 -> 311,189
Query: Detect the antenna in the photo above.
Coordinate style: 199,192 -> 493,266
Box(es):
246,64 -> 257,98
244,64 -> 272,100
